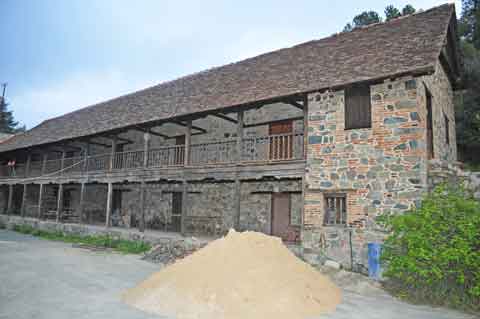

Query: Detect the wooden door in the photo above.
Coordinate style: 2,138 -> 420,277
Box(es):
269,121 -> 293,160
170,192 -> 182,232
175,136 -> 185,165
426,89 -> 434,159
271,193 -> 291,240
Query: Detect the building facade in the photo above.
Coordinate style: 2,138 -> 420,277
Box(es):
0,4 -> 462,268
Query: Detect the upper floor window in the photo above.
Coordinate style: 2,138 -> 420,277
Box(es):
345,84 -> 371,129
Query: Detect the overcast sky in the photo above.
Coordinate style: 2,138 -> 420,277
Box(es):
1,0 -> 460,129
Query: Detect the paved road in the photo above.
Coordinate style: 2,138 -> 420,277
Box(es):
0,230 -> 474,319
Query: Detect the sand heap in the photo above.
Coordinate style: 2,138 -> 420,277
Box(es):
123,230 -> 341,319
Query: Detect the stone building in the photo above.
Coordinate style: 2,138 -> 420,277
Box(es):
0,4 -> 462,268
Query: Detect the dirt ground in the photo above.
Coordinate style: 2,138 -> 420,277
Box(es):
0,230 -> 474,319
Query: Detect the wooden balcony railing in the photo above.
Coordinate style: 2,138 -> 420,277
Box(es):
0,133 -> 304,179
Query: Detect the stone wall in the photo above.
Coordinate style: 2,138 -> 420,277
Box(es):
301,60 -> 456,268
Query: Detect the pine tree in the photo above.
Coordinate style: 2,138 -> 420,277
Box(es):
0,93 -> 24,134
385,5 -> 401,21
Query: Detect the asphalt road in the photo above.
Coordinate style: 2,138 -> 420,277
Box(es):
0,230 -> 474,319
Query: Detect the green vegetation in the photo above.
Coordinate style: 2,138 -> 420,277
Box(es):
343,4 -> 415,32
381,184 -> 480,312
12,224 -> 151,254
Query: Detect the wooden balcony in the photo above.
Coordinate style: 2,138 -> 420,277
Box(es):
0,133 -> 305,183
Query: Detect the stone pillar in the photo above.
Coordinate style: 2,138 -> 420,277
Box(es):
7,184 -> 13,214
55,184 -> 64,223
77,183 -> 86,223
105,182 -> 113,227
143,132 -> 151,168
139,181 -> 146,232
37,183 -> 44,218
20,184 -> 28,217
109,137 -> 117,171
184,120 -> 192,166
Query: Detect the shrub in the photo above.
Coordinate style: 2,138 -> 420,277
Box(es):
381,184 -> 480,311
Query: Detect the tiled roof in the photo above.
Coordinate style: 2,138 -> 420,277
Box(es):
0,4 -> 456,153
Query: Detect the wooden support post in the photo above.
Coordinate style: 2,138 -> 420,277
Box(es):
20,184 -> 27,217
41,153 -> 48,176
109,137 -> 117,171
181,180 -> 188,235
25,153 -> 32,178
234,179 -> 241,230
139,181 -> 146,232
184,120 -> 192,166
78,183 -> 86,223
37,183 -> 44,219
143,132 -> 151,168
60,151 -> 66,175
105,182 -> 113,227
236,110 -> 244,162
303,94 -> 308,159
7,184 -> 13,214
83,143 -> 90,173
56,184 -> 64,223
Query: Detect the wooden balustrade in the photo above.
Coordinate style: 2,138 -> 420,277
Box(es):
147,145 -> 185,167
0,133 -> 304,179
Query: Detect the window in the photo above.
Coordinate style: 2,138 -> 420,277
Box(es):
345,84 -> 371,129
444,113 -> 450,145
324,194 -> 347,226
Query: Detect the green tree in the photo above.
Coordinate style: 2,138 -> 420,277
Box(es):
401,4 -> 416,15
385,5 -> 401,21
0,96 -> 25,134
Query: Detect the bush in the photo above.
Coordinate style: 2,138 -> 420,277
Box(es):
381,184 -> 480,311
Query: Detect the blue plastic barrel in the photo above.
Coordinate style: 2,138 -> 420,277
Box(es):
368,243 -> 382,280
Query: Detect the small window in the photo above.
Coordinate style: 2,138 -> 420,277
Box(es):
444,113 -> 450,145
345,84 -> 372,129
324,194 -> 347,226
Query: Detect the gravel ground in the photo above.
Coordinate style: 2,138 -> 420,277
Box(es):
0,230 -> 474,319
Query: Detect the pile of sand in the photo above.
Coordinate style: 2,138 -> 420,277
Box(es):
123,230 -> 341,319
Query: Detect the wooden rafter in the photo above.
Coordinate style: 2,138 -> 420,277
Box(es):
172,120 -> 207,133
286,100 -> 304,110
211,113 -> 238,124
243,116 -> 303,128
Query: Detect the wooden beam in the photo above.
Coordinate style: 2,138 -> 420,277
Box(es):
77,183 -> 85,223
173,121 -> 207,133
143,132 -> 150,168
211,113 -> 238,124
166,132 -> 204,140
243,116 -> 303,128
286,101 -> 304,110
134,127 -> 170,139
303,94 -> 308,159
184,120 -> 192,166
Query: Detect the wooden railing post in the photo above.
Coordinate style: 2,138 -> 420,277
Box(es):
143,132 -> 150,168
184,120 -> 192,166
83,142 -> 90,173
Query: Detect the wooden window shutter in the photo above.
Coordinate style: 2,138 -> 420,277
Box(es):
345,84 -> 372,129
